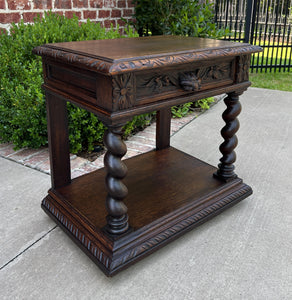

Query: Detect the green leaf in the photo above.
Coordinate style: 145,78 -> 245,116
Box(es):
0,12 -> 143,154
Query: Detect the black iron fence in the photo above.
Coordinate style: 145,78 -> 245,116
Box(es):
211,0 -> 292,72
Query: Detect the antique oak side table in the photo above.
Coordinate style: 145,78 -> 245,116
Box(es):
34,36 -> 261,276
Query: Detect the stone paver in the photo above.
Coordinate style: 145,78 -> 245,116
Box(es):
34,158 -> 51,174
70,156 -> 88,170
23,149 -> 50,168
127,136 -> 156,146
6,148 -> 43,162
90,156 -> 105,168
0,144 -> 21,157
126,140 -> 155,152
0,143 -> 11,149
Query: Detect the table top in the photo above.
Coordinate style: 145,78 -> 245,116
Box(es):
33,35 -> 261,75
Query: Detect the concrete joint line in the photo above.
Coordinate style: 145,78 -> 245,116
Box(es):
0,226 -> 57,271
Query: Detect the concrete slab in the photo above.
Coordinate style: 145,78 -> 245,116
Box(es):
171,87 -> 292,298
0,158 -> 54,267
0,88 -> 291,299
1,227 -> 210,299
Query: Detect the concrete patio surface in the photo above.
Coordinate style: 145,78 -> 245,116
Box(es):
0,87 -> 291,299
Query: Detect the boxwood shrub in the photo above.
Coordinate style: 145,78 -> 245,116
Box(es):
0,12 -> 151,154
132,0 -> 228,38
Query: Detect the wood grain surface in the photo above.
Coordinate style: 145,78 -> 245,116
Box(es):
33,36 -> 261,74
36,36 -> 260,276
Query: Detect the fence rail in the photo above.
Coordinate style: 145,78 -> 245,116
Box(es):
210,0 -> 292,72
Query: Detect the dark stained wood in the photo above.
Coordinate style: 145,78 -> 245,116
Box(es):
103,124 -> 129,234
43,80 -> 251,126
33,36 -> 261,75
214,91 -> 243,182
39,36 -> 256,60
45,91 -> 71,188
156,108 -> 171,150
42,147 -> 252,276
135,57 -> 235,105
55,147 -> 237,228
34,36 -> 261,276
34,36 -> 261,124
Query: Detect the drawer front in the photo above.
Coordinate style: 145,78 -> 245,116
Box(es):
135,58 -> 235,105
111,58 -> 236,111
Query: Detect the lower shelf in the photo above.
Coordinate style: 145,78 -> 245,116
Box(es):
42,147 -> 252,276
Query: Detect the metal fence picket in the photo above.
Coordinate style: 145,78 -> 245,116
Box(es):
210,0 -> 292,72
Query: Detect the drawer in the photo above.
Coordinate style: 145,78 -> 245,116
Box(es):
135,58 -> 235,105
44,58 -> 236,113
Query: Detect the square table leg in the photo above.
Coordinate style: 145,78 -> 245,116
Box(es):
156,108 -> 171,150
46,91 -> 71,189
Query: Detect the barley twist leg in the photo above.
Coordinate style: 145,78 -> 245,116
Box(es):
103,125 -> 129,234
214,91 -> 242,182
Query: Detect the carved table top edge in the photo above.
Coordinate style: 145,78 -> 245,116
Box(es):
33,40 -> 262,75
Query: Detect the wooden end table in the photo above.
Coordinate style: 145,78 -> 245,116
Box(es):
33,36 -> 261,276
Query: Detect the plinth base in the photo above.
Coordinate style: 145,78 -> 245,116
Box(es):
42,147 -> 252,276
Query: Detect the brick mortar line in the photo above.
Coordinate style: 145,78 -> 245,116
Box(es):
0,11 -> 133,20
134,135 -> 156,141
126,140 -> 155,148
0,9 -> 133,12
126,148 -> 144,152
5,148 -> 25,157
1,0 -> 133,8
7,148 -> 46,161
0,144 -> 12,150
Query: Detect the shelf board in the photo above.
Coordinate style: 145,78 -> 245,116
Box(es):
42,147 -> 252,276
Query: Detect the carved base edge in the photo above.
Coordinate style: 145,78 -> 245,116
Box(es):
42,195 -> 114,275
42,183 -> 252,277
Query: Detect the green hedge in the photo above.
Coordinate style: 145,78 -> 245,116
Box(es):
132,0 -> 228,38
0,12 -> 150,153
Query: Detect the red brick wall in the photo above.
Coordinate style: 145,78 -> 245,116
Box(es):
0,0 -> 135,33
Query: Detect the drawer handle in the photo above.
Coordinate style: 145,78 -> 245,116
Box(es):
179,73 -> 201,92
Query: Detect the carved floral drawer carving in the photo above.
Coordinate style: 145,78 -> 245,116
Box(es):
134,58 -> 235,105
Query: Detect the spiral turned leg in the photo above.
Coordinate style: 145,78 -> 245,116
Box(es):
214,92 -> 242,182
103,125 -> 129,235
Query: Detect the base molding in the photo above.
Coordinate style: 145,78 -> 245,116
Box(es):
42,147 -> 252,276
